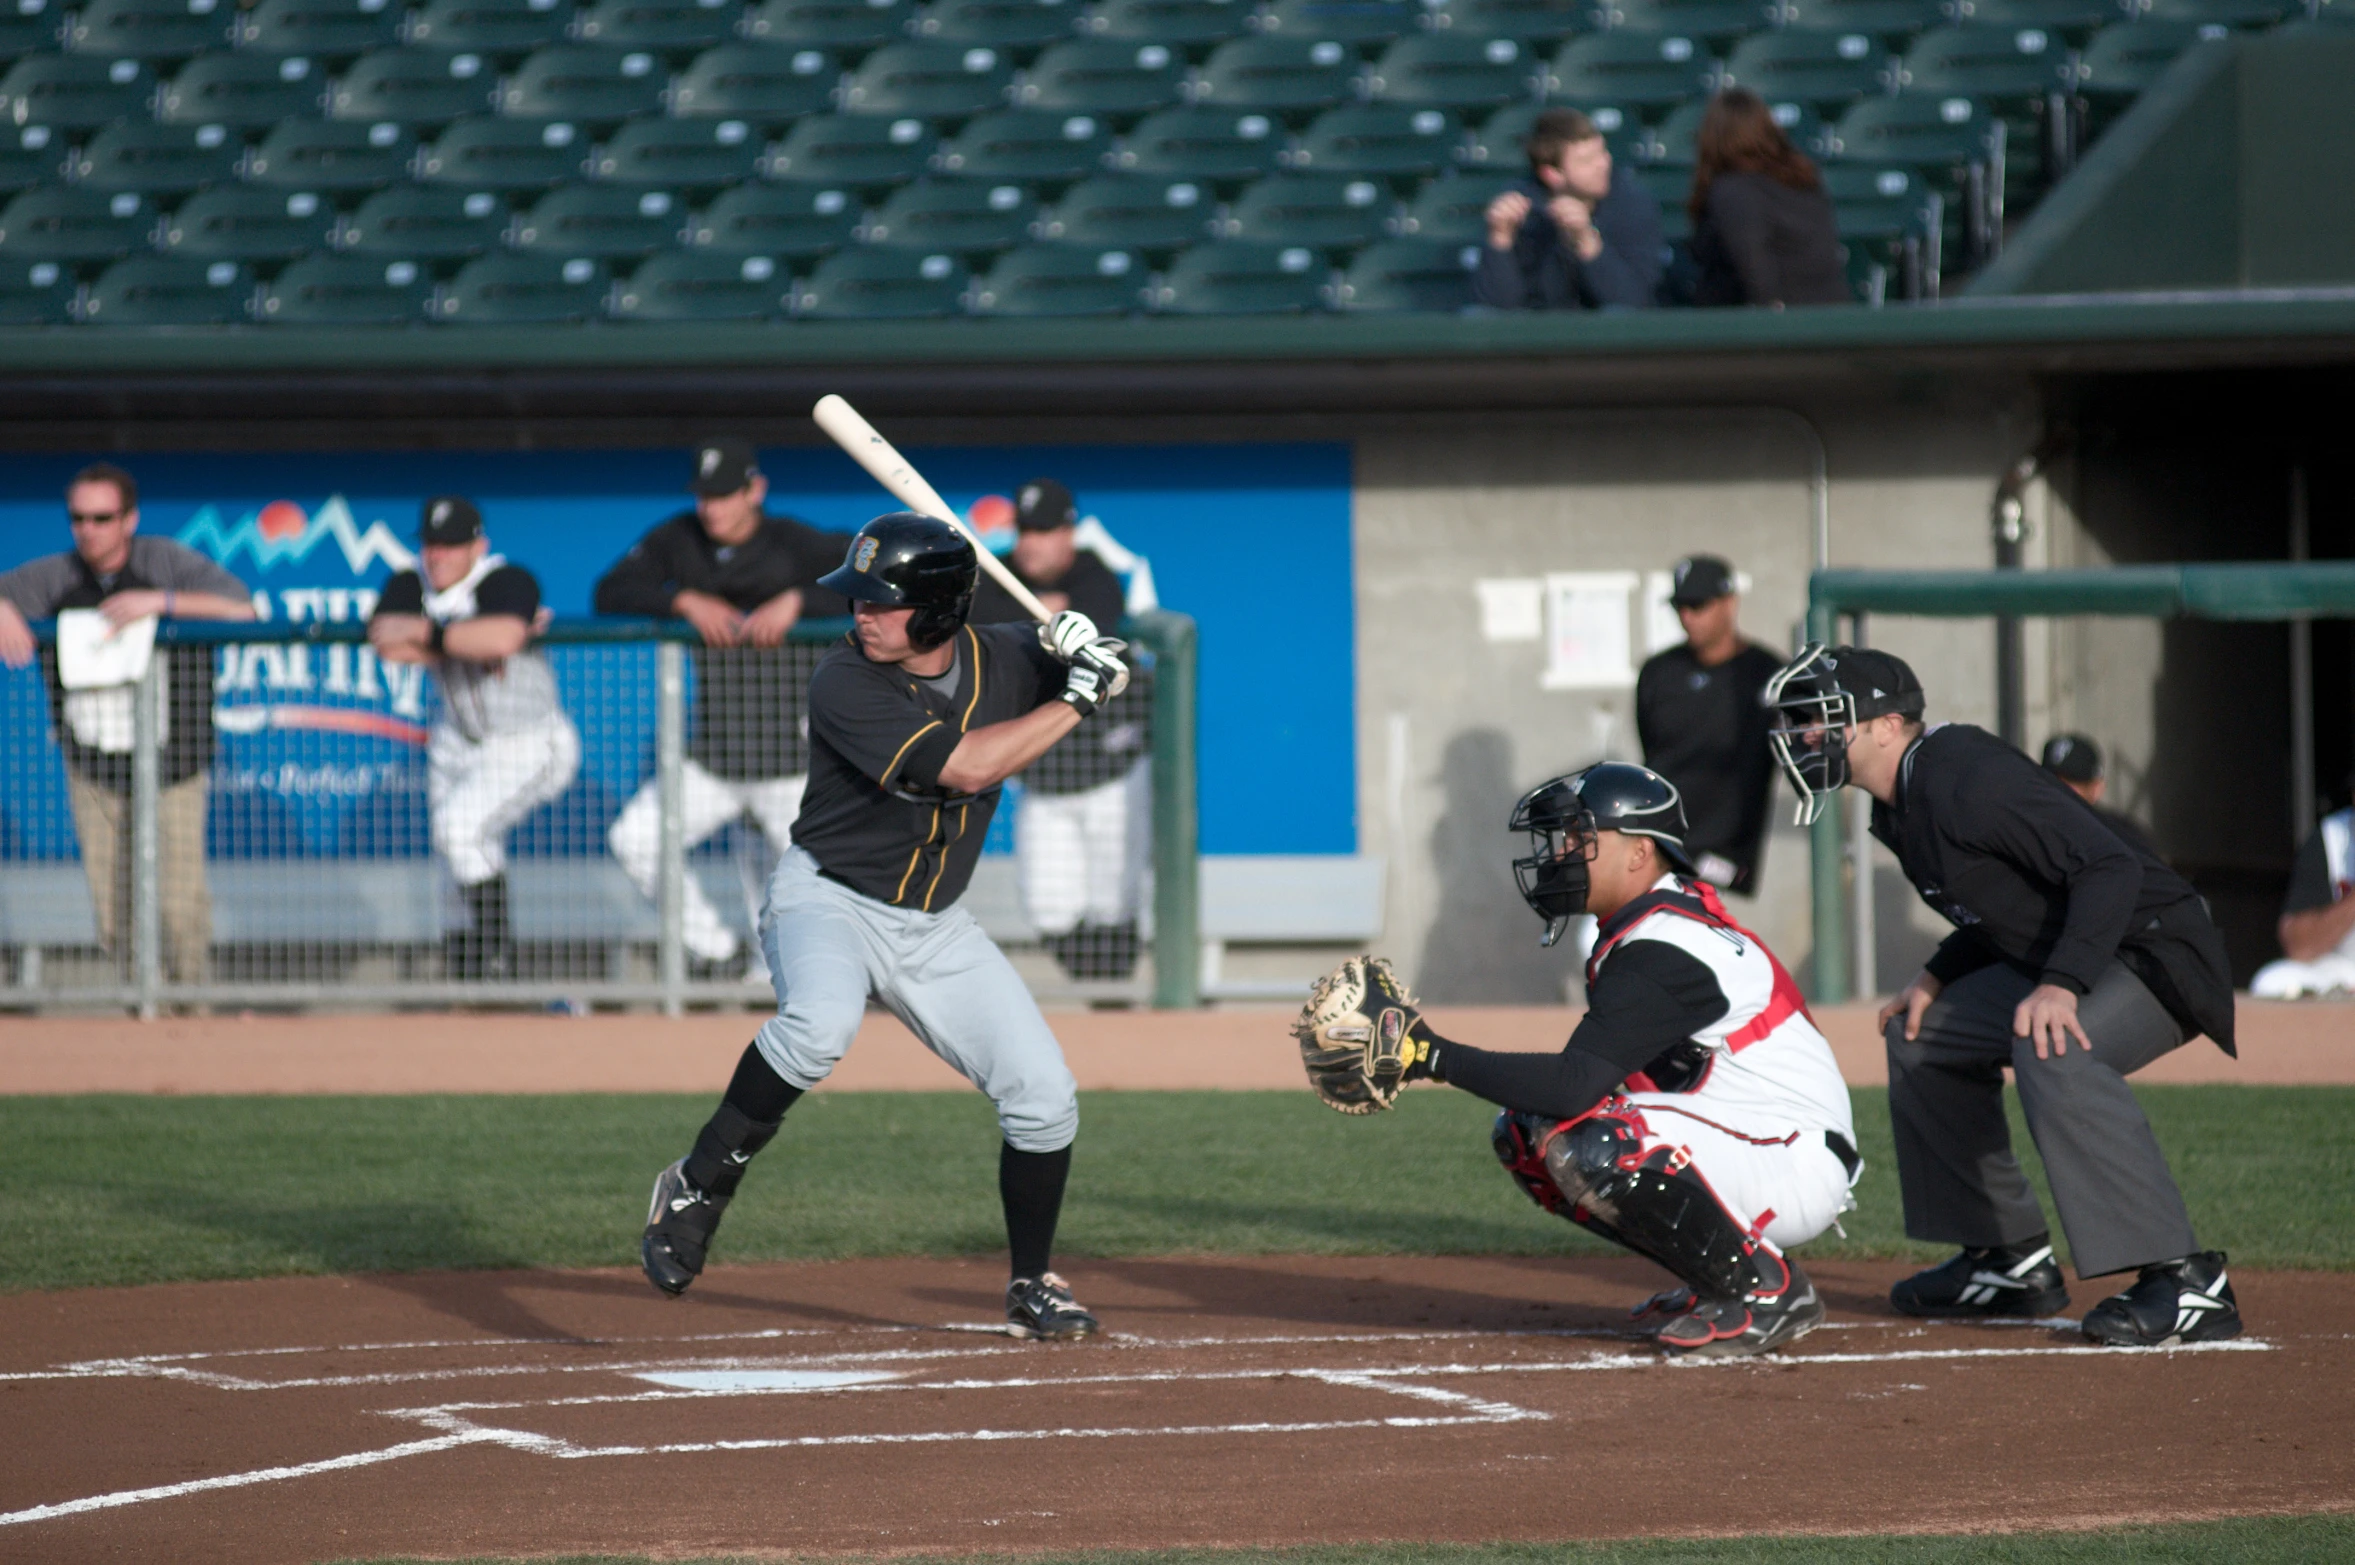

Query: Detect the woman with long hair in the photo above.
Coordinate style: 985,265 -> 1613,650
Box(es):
1686,90 -> 1851,307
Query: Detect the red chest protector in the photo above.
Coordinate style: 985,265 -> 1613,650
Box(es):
1586,878 -> 1815,1093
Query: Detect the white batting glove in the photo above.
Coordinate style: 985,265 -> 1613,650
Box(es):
1060,657 -> 1115,717
1038,609 -> 1100,663
1075,637 -> 1129,700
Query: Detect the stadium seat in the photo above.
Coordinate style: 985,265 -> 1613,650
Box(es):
1774,0 -> 1942,45
932,108 -> 1116,184
327,46 -> 499,125
1462,98 -> 1645,168
81,256 -> 251,323
1147,238 -> 1324,312
157,52 -> 329,127
859,176 -> 1039,252
339,184 -> 512,257
1419,0 -> 1586,46
575,0 -> 744,52
68,121 -> 242,196
1821,160 -> 1939,298
406,0 -> 578,59
0,260 -> 77,325
912,0 -> 1086,58
684,180 -> 859,256
62,0 -> 234,61
1016,39 -> 1188,121
1391,171 -> 1515,240
416,116 -> 590,189
1362,35 -> 1541,114
589,116 -> 765,187
1651,93 -> 1820,163
0,55 -> 158,130
609,249 -> 791,318
434,251 -> 610,320
1898,25 -> 2071,183
1031,171 -> 1213,253
159,187 -> 338,261
790,244 -> 968,316
2073,20 -> 2225,113
510,183 -> 685,256
0,188 -> 153,264
1545,32 -> 1715,112
742,0 -> 916,55
0,126 -> 65,196
1219,171 -> 1389,249
2137,0 -> 2293,23
1253,0 -> 1417,48
762,112 -> 937,189
1630,158 -> 1690,234
966,240 -> 1142,313
1328,234 -> 1476,308
235,0 -> 405,60
838,41 -> 1017,119
0,8 -> 62,60
497,44 -> 671,123
1722,28 -> 1891,112
1286,105 -> 1464,181
1077,0 -> 1252,56
255,252 -> 437,322
1108,105 -> 1284,185
670,43 -> 842,123
1942,0 -> 2118,44
246,118 -> 418,189
1593,0 -> 1772,46
1828,93 -> 2000,258
1193,37 -> 1358,121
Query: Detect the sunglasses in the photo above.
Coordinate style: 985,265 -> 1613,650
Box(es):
68,509 -> 126,525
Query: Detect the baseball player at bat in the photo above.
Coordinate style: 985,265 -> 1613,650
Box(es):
639,512 -> 1127,1340
1294,763 -> 1859,1358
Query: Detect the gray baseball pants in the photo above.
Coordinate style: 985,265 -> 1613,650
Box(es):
1885,959 -> 2198,1279
754,846 -> 1079,1152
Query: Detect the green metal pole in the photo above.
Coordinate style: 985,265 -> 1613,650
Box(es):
1805,595 -> 1850,1004
1137,611 -> 1200,1009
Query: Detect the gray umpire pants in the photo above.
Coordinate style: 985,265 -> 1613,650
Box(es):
1885,960 -> 2198,1279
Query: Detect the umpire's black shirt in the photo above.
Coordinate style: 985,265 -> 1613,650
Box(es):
1872,724 -> 2235,1052
592,512 -> 851,781
1635,640 -> 1782,892
792,622 -> 1064,912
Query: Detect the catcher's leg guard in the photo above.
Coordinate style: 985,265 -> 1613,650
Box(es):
642,1104 -> 783,1297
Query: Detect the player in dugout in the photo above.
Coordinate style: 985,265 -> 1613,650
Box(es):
1635,553 -> 1782,895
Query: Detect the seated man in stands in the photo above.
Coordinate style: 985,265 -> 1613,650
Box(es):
2252,791 -> 2355,1000
1475,108 -> 1663,312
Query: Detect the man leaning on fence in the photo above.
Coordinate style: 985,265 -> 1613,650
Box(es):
0,462 -> 256,984
594,437 -> 852,982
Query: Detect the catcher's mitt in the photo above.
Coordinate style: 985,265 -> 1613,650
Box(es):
1292,955 -> 1434,1115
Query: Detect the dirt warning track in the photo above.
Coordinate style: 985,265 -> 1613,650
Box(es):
2,1256 -> 2348,1563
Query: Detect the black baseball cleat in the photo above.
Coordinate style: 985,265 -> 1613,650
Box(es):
2081,1251 -> 2241,1347
1006,1272 -> 1100,1341
1890,1242 -> 2070,1319
640,1158 -> 730,1298
1652,1265 -> 1825,1359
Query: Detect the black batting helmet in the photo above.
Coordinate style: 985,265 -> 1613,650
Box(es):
819,511 -> 978,649
1508,762 -> 1696,947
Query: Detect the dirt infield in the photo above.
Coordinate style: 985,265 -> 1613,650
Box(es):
2,1255 -> 2346,1563
3,999 -> 2350,1095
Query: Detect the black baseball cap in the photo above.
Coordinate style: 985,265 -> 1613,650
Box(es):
1668,554 -> 1737,607
2040,733 -> 2103,783
1833,647 -> 1925,719
1014,477 -> 1077,532
689,436 -> 759,497
418,495 -> 482,546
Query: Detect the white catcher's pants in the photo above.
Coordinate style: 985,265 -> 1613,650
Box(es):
1608,1092 -> 1857,1254
1016,761 -> 1149,936
608,759 -> 806,963
428,717 -> 580,888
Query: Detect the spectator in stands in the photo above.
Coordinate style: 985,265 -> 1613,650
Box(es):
1687,89 -> 1851,309
1634,555 -> 1781,895
0,462 -> 255,984
594,438 -> 851,983
2039,733 -> 2159,857
1475,108 -> 1664,312
970,479 -> 1150,980
2252,790 -> 2355,1000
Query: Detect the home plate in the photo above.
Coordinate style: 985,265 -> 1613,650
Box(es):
629,1369 -> 906,1392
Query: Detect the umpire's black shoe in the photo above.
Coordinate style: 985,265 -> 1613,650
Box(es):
1890,1242 -> 2070,1319
1654,1265 -> 1824,1359
641,1158 -> 729,1298
1006,1272 -> 1100,1341
2081,1251 -> 2241,1347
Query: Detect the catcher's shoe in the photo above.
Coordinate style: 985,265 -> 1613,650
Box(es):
1654,1267 -> 1825,1359
1890,1242 -> 2070,1319
640,1158 -> 729,1298
2081,1251 -> 2241,1347
1006,1272 -> 1100,1341
1629,1285 -> 1698,1326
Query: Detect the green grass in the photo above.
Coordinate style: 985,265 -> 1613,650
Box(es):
343,1512 -> 2355,1565
3,1086 -> 2351,1293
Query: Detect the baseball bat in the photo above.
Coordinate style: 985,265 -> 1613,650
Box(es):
812,393 -> 1055,626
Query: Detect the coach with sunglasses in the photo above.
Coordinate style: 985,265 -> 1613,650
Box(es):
0,463 -> 256,986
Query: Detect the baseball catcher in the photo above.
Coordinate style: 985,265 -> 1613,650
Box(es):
1293,762 -> 1860,1358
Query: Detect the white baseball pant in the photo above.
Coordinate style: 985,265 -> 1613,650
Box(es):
427,717 -> 580,888
1015,761 -> 1149,936
608,760 -> 807,963
2250,950 -> 2355,999
754,846 -> 1078,1152
1612,1093 -> 1857,1253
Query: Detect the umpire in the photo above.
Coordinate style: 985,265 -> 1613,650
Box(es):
1765,644 -> 2240,1347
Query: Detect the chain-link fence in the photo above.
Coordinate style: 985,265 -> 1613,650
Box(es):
0,612 -> 1196,1015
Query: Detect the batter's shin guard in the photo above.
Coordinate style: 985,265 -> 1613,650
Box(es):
1541,1110 -> 1794,1308
642,1106 -> 785,1297
683,1104 -> 785,1200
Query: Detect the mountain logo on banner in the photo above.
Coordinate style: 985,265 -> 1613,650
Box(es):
174,495 -> 416,575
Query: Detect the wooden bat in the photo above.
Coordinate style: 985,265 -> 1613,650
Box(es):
812,393 -> 1055,625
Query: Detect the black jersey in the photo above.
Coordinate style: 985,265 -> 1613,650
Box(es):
791,622 -> 1065,910
1635,641 -> 1781,891
970,550 -> 1145,797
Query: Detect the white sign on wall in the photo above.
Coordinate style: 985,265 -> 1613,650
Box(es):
1541,571 -> 1638,689
1473,577 -> 1545,642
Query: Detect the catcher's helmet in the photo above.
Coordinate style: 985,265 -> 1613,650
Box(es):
1763,643 -> 1925,825
819,511 -> 978,650
1508,763 -> 1696,947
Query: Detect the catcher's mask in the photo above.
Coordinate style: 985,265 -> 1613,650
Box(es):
1510,764 -> 1698,947
1764,642 -> 1926,825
